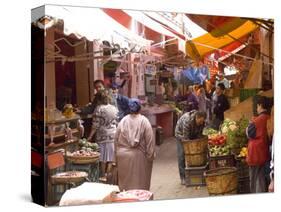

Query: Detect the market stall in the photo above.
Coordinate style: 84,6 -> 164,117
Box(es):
32,4 -> 274,206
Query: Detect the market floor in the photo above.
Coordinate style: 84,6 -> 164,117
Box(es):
150,137 -> 209,200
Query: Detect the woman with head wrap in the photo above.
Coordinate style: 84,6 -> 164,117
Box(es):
114,98 -> 156,191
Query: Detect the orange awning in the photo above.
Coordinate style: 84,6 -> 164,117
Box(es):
186,20 -> 258,61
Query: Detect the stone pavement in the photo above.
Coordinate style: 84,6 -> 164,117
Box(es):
150,137 -> 209,200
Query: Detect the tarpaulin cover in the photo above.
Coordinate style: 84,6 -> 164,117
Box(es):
186,21 -> 258,61
182,65 -> 210,84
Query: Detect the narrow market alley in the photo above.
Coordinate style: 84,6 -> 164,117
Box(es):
150,137 -> 209,200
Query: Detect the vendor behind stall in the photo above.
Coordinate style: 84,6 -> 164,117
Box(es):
212,83 -> 230,130
78,80 -> 106,115
246,96 -> 271,193
175,110 -> 206,185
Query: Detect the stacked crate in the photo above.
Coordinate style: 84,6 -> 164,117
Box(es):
235,157 -> 250,194
182,137 -> 208,187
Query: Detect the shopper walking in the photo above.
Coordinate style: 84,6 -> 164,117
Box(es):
87,90 -> 118,180
115,98 -> 155,191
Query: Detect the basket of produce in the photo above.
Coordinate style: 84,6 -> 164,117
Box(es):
182,137 -> 208,167
67,150 -> 100,164
78,138 -> 100,151
66,138 -> 100,164
208,145 -> 235,169
62,104 -> 75,118
51,171 -> 88,184
204,167 -> 238,195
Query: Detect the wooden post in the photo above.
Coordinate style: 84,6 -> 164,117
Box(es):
89,40 -> 104,98
45,27 -> 56,108
74,42 -> 90,106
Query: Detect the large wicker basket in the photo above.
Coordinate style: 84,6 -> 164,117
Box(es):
51,171 -> 88,184
182,137 -> 208,154
185,152 -> 207,167
204,167 -> 238,195
66,152 -> 100,164
182,137 -> 208,166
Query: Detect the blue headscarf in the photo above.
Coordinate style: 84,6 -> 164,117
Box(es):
128,98 -> 141,113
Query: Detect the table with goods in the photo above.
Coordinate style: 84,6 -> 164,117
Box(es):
182,116 -> 250,195
66,138 -> 100,182
45,105 -> 101,203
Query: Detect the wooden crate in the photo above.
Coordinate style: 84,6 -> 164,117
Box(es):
235,157 -> 249,178
185,163 -> 208,187
238,176 -> 250,194
209,154 -> 235,170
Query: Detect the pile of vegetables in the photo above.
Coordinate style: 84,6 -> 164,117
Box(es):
208,134 -> 226,146
221,117 -> 249,150
203,128 -> 218,138
209,145 -> 231,157
78,138 -> 99,152
203,127 -> 230,157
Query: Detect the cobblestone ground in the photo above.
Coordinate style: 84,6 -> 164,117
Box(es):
150,137 -> 209,200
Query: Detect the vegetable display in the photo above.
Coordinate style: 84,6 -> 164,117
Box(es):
79,138 -> 99,152
209,145 -> 231,157
221,117 -> 249,150
203,128 -> 218,137
208,134 -> 226,146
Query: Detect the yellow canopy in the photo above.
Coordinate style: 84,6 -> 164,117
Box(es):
186,20 -> 258,61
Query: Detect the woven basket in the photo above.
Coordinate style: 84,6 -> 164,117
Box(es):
182,137 -> 208,154
204,167 -> 238,195
66,152 -> 100,164
51,171 -> 88,184
185,152 -> 207,167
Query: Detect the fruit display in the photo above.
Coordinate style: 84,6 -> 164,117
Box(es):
209,145 -> 231,157
62,104 -> 75,118
208,134 -> 226,146
237,147 -> 248,158
79,138 -> 99,151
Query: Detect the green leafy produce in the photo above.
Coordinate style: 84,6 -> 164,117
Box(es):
203,128 -> 218,136
78,138 -> 99,151
209,145 -> 231,157
224,116 -> 249,150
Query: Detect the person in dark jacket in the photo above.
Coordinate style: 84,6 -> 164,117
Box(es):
175,110 -> 206,185
212,83 -> 230,130
111,83 -> 130,121
246,96 -> 270,193
78,80 -> 106,115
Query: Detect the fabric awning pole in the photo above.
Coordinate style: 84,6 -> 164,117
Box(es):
151,37 -> 177,47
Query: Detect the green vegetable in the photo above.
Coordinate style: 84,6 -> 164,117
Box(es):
203,128 -> 218,136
